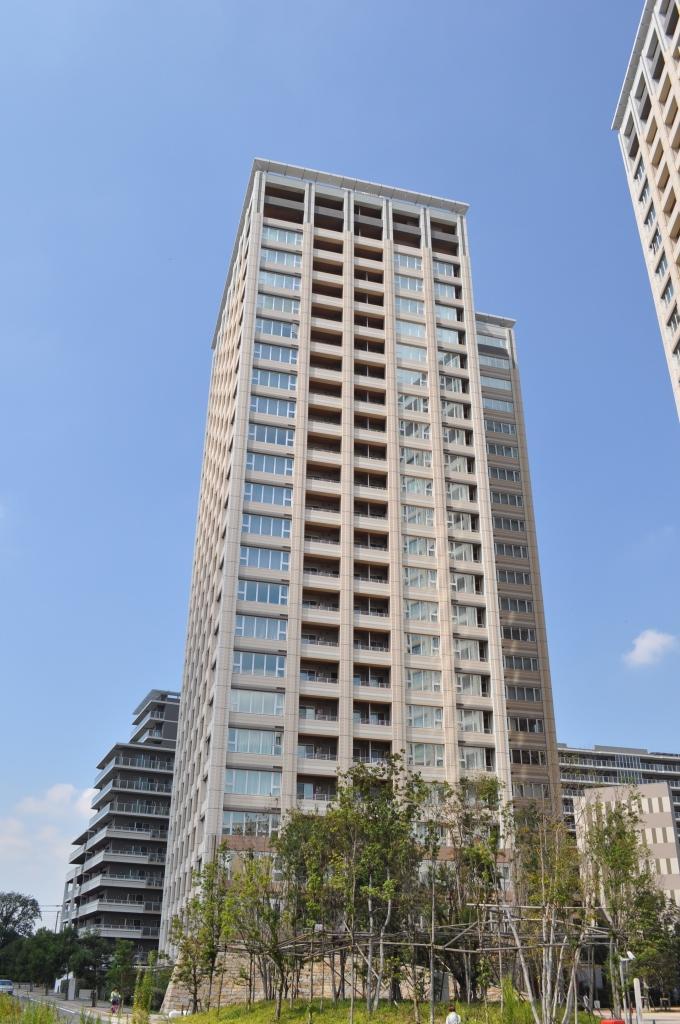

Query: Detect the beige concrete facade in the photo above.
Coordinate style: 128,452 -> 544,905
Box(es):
613,0 -> 680,418
574,782 -> 680,905
160,161 -> 559,950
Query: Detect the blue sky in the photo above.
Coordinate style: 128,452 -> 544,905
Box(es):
1,0 -> 678,916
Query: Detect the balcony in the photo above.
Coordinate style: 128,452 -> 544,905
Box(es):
297,779 -> 337,802
353,741 -> 391,764
353,671 -> 390,690
95,755 -> 173,785
354,630 -> 390,653
300,663 -> 338,685
353,703 -> 391,727
299,701 -> 338,723
297,739 -> 338,761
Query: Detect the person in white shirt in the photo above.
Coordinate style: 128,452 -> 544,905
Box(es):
446,1005 -> 461,1024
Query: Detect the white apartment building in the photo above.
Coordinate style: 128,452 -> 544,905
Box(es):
160,160 -> 559,947
613,0 -> 680,417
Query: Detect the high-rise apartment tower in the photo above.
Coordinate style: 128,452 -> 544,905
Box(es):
161,161 -> 559,946
613,0 -> 680,417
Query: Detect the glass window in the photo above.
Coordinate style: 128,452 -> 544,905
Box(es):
662,279 -> 675,305
249,395 -> 296,418
407,742 -> 444,767
255,316 -> 298,339
459,746 -> 492,772
504,655 -> 539,672
481,374 -> 512,392
398,393 -> 429,412
261,226 -> 302,247
485,418 -> 516,436
242,513 -> 291,538
493,515 -> 526,532
448,510 -> 474,531
243,482 -> 292,507
222,810 -> 280,837
441,399 -> 466,419
401,475 -> 433,496
497,568 -> 531,585
261,247 -> 302,268
400,419 -> 431,440
406,669 -> 442,692
400,446 -> 432,467
435,303 -> 459,321
258,270 -> 300,291
395,296 -> 425,315
447,482 -> 474,502
257,292 -> 300,315
492,491 -> 523,508
445,454 -> 471,474
451,604 -> 479,627
397,342 -> 427,363
477,332 -> 508,350
656,252 -> 669,278
404,599 -> 439,622
456,673 -> 488,696
237,579 -> 289,605
227,724 -> 282,757
506,684 -> 542,702
251,368 -> 297,391
225,768 -> 282,796
454,638 -> 483,661
253,341 -> 297,365
439,373 -> 465,393
405,633 -> 440,656
487,441 -> 518,458
248,422 -> 294,446
437,326 -> 464,346
500,596 -> 533,613
231,652 -> 286,678
408,705 -> 443,728
443,426 -> 469,445
397,368 -> 428,387
403,536 -> 436,558
394,273 -> 423,292
513,781 -> 549,800
433,259 -> 456,277
402,504 -> 434,526
394,253 -> 422,270
508,716 -> 544,734
494,542 -> 528,560
451,571 -> 479,594
240,545 -> 290,571
234,614 -> 288,641
438,349 -> 464,368
230,688 -> 285,716
245,452 -> 294,476
404,566 -> 438,587
396,320 -> 426,339
479,353 -> 510,370
457,709 -> 487,733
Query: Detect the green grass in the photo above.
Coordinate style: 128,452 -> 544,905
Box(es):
0,998 -> 63,1024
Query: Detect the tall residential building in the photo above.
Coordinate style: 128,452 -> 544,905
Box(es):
160,160 -> 559,946
560,741 -> 680,839
612,0 -> 680,417
61,690 -> 179,957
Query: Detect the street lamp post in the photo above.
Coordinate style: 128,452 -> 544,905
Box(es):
619,951 -> 636,1024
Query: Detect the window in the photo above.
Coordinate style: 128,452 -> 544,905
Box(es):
456,673 -> 489,696
454,638 -> 484,661
258,270 -> 300,291
650,228 -> 662,254
489,466 -> 521,482
404,566 -> 438,587
667,305 -> 680,334
459,746 -> 493,772
443,426 -> 470,445
485,418 -> 516,436
225,768 -> 282,796
232,652 -> 286,678
261,247 -> 302,268
400,419 -> 431,440
251,368 -> 297,391
237,579 -> 289,605
495,542 -> 528,559
508,715 -> 544,733
504,655 -> 539,672
246,452 -> 293,476
437,326 -> 464,346
408,705 -> 443,728
257,293 -> 300,315
395,296 -> 425,316
402,504 -> 434,526
438,349 -> 464,368
445,454 -> 472,474
255,316 -> 298,339
394,273 -> 423,292
397,342 -> 427,363
404,599 -> 439,622
492,490 -> 523,507
253,341 -> 298,364
230,688 -> 285,716
447,483 -> 474,504
227,724 -> 282,757
639,180 -> 650,205
511,748 -> 547,766
498,568 -> 530,586
223,810 -> 280,837
402,476 -> 433,496
394,253 -> 422,269
662,279 -> 675,305
450,538 -> 479,560
242,513 -> 291,538
403,536 -> 436,558
398,393 -> 429,412
396,321 -> 426,339
634,158 -> 645,182
513,781 -> 549,800
235,614 -> 288,641
243,482 -> 292,507
434,281 -> 457,299
479,353 -> 510,370
655,252 -> 668,278
249,395 -> 296,418
451,604 -> 480,627
397,368 -> 428,387
451,572 -> 480,594
500,596 -> 534,613
400,447 -> 432,467
493,515 -> 526,532
477,332 -> 508,350
261,226 -> 302,247
406,669 -> 442,692
441,399 -> 467,419
435,303 -> 459,321
644,204 -> 656,229
487,441 -> 518,458
439,373 -> 465,393
433,258 -> 456,277
457,709 -> 488,733
248,423 -> 294,447
506,684 -> 542,702
406,633 -> 440,656
448,510 -> 474,531
240,546 -> 290,571
407,742 -> 444,767
483,396 -> 514,413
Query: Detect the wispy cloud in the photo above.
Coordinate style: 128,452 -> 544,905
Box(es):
623,629 -> 678,668
0,784 -> 95,924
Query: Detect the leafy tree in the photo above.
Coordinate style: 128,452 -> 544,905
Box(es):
24,928 -> 78,993
131,952 -> 156,1024
0,892 -> 40,948
70,933 -> 111,1006
106,941 -> 136,1005
170,899 -> 205,1014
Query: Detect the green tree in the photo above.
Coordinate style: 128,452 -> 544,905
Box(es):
0,893 -> 40,948
131,952 -> 156,1024
106,940 -> 136,1005
25,928 -> 77,993
71,933 -> 111,1006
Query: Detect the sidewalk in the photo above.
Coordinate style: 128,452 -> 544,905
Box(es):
16,989 -> 168,1023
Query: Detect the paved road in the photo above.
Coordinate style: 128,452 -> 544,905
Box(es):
15,990 -> 167,1023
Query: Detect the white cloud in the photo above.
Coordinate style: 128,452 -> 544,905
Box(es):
623,629 -> 678,668
0,784 -> 95,926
